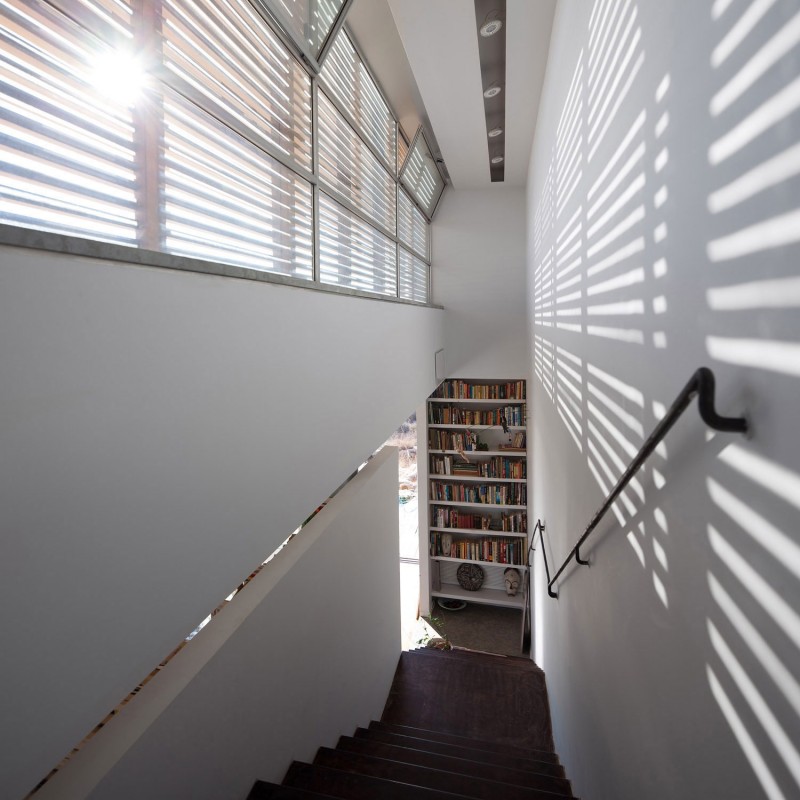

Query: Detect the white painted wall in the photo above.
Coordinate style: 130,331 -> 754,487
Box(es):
0,247 -> 442,799
527,2 -> 800,799
432,187 -> 528,379
50,446 -> 398,800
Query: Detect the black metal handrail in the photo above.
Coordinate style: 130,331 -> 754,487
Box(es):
545,366 -> 748,598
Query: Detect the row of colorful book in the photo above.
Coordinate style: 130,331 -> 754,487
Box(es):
429,454 -> 526,479
431,506 -> 528,533
427,405 -> 526,426
430,481 -> 527,505
433,380 -> 526,400
430,532 -> 525,565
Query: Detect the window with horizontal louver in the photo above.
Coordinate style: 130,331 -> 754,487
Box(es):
162,0 -> 313,171
397,130 -> 409,175
319,30 -> 396,172
163,92 -> 313,278
318,90 -> 396,235
255,0 -> 345,63
398,247 -> 429,303
0,0 -> 139,245
397,187 -> 429,261
400,130 -> 445,219
319,192 -> 397,296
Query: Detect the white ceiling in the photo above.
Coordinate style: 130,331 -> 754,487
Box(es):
347,0 -> 557,189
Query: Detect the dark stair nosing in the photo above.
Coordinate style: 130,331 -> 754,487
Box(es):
336,735 -> 572,794
247,780 -> 340,800
313,747 -> 574,800
353,727 -> 566,777
284,761 -> 478,800
370,720 -> 559,763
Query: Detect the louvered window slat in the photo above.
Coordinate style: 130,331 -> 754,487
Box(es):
162,0 -> 312,171
397,187 -> 429,260
320,31 -> 395,171
318,90 -> 396,234
319,192 -> 396,296
401,131 -> 445,219
398,247 -> 428,303
163,92 -> 313,278
0,0 -> 138,244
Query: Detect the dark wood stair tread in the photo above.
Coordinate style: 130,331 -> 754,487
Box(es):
411,647 -> 543,671
353,727 -> 565,776
335,736 -> 572,794
247,781 -> 340,799
313,747 -> 574,800
284,761 -> 477,800
369,721 -> 558,762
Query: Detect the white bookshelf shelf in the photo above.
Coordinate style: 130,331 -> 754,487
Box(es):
430,500 -> 527,510
430,475 -> 526,483
430,526 -> 527,538
431,585 -> 525,609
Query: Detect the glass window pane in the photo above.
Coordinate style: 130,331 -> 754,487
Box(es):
162,0 -> 313,171
398,187 -> 429,260
320,30 -> 395,171
0,0 -> 139,245
256,0 -> 346,61
163,92 -> 313,279
319,191 -> 397,296
318,90 -> 396,234
399,248 -> 429,303
401,129 -> 445,219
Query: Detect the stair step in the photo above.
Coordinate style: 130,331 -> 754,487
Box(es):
247,781 -> 339,799
353,728 -> 566,777
383,652 -> 555,752
336,736 -> 572,795
411,647 -> 543,671
284,761 -> 476,800
369,721 -> 559,763
313,747 -> 574,799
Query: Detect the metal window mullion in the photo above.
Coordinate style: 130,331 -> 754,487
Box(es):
316,80 -> 395,178
311,75 -> 321,284
134,0 -> 162,251
318,182 -> 398,244
398,240 -> 431,268
160,77 -> 317,187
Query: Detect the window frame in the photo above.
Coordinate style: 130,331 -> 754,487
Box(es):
0,1 -> 441,306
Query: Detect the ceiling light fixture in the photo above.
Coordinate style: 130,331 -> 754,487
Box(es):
488,127 -> 503,137
480,18 -> 503,37
491,155 -> 504,164
483,85 -> 501,99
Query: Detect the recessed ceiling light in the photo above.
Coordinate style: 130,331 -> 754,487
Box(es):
491,156 -> 504,164
483,86 -> 501,99
488,127 -> 503,138
480,19 -> 503,37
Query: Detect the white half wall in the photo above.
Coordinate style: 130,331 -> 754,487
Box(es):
0,247 -> 442,798
432,187 -> 528,379
68,446 -> 399,800
527,1 -> 800,799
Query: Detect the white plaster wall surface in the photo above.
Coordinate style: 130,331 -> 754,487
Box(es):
526,1 -> 800,798
0,247 -> 441,798
433,187 -> 529,379
76,448 -> 401,800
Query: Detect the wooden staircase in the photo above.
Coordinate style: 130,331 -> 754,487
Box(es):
247,647 -> 576,799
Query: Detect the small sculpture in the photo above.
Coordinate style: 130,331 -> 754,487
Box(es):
440,532 -> 453,557
504,568 -> 521,596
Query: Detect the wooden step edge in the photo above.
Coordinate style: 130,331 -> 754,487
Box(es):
335,736 -> 574,793
352,728 -> 567,777
246,779 -> 339,799
284,761 -> 478,800
370,720 -> 559,762
313,747 -> 575,800
406,647 -> 541,669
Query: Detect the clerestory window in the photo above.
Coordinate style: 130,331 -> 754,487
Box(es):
0,0 -> 442,304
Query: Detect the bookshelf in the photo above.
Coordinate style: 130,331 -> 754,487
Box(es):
425,379 -> 528,615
